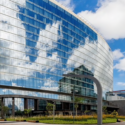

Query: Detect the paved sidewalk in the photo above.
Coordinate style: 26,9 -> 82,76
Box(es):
0,121 -> 125,125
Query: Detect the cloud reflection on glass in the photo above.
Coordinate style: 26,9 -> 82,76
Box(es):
0,0 -> 113,110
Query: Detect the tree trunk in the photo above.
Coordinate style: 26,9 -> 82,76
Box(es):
76,108 -> 77,116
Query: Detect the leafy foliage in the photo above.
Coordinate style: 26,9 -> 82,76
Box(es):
46,103 -> 56,115
0,99 -> 9,118
111,110 -> 118,117
103,106 -> 108,114
24,109 -> 32,117
84,110 -> 90,115
6,115 -> 118,124
74,97 -> 84,116
0,100 -> 2,112
2,106 -> 9,118
15,110 -> 23,116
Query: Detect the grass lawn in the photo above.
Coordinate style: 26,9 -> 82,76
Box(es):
39,119 -> 117,124
7,118 -> 117,124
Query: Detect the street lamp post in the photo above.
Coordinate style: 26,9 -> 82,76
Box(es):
53,101 -> 55,123
72,85 -> 78,124
63,74 -> 102,125
72,85 -> 75,124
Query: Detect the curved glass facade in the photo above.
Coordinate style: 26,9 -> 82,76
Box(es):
0,0 -> 113,111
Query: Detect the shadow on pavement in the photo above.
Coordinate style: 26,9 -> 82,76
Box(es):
0,122 -> 16,123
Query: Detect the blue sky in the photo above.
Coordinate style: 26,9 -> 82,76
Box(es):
56,0 -> 125,91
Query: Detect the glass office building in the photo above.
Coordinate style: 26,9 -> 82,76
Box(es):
0,0 -> 113,114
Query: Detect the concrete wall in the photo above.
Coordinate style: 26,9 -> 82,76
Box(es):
109,100 -> 125,115
107,93 -> 125,101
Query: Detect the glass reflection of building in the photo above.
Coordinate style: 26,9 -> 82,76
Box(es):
59,65 -> 95,97
0,0 -> 113,115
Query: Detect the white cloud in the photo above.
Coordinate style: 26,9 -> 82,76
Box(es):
117,82 -> 125,86
67,36 -> 112,76
113,49 -> 124,61
77,0 -> 125,40
56,0 -> 75,11
114,58 -> 125,71
113,50 -> 125,71
12,83 -> 17,86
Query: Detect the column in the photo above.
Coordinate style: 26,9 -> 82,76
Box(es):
0,98 -> 4,118
34,99 -> 39,111
12,97 -> 15,117
24,98 -> 28,109
62,102 -> 64,110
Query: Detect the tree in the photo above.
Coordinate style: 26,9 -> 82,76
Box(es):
2,106 -> 9,119
84,110 -> 90,115
0,100 -> 9,119
46,103 -> 56,116
103,106 -> 108,114
15,110 -> 23,116
0,100 -> 2,118
111,110 -> 118,118
24,109 -> 32,117
74,97 -> 84,116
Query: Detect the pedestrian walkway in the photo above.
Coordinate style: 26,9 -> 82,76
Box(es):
0,121 -> 125,125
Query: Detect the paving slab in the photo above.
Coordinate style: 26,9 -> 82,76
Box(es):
0,121 -> 125,125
